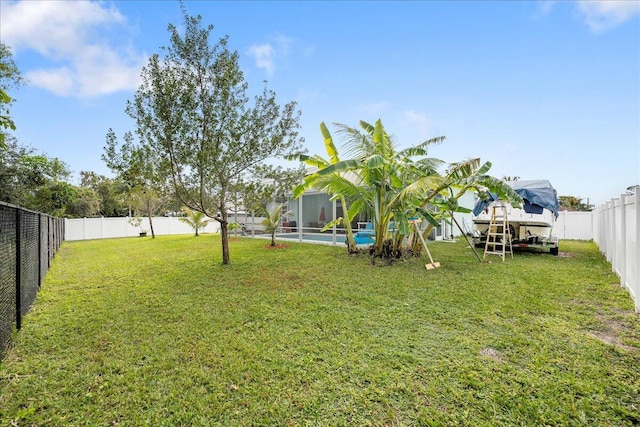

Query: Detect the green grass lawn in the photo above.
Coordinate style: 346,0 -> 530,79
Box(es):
1,235 -> 639,426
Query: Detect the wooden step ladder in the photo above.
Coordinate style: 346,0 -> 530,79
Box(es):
483,203 -> 513,262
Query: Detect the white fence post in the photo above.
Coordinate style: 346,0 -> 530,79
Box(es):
591,192 -> 639,312
619,194 -> 626,289
635,191 -> 640,311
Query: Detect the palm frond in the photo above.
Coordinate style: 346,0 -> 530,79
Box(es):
333,123 -> 374,159
445,158 -> 482,182
474,176 -> 523,207
400,136 -> 446,158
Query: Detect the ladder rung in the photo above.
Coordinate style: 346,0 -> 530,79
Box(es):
483,205 -> 512,261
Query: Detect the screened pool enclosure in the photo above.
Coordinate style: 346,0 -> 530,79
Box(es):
228,190 -> 473,246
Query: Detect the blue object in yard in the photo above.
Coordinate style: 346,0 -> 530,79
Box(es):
353,222 -> 375,245
354,231 -> 375,245
472,179 -> 559,218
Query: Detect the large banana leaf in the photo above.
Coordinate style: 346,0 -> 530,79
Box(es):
314,159 -> 362,177
319,122 -> 339,165
415,206 -> 440,227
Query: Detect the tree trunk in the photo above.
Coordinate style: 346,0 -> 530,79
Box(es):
340,196 -> 358,254
220,220 -> 230,264
373,216 -> 390,258
219,186 -> 231,264
147,198 -> 156,239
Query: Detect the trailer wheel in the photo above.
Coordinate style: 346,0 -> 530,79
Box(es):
550,247 -> 559,256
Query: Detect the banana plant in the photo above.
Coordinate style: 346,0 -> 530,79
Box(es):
286,122 -> 361,253
411,158 -> 523,257
326,119 -> 446,258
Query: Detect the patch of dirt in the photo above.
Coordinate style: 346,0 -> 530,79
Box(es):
587,314 -> 639,352
480,347 -> 503,362
587,331 -> 637,352
557,252 -> 575,258
263,243 -> 289,250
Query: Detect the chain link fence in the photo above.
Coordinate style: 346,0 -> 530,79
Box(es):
0,202 -> 64,360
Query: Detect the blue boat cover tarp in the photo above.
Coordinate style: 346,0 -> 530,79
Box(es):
473,179 -> 559,219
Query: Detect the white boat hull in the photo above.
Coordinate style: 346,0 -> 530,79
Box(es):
473,203 -> 558,254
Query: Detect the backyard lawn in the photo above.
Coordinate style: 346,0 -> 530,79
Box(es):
1,235 -> 639,426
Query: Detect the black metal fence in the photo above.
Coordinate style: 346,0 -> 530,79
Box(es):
0,202 -> 64,360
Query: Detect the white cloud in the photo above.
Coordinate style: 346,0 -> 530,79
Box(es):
248,43 -> 275,77
25,67 -> 75,97
248,33 -> 304,77
0,0 -> 145,97
399,110 -> 433,140
533,0 -> 557,19
575,0 -> 640,33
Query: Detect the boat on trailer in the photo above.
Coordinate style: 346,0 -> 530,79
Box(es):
472,180 -> 560,255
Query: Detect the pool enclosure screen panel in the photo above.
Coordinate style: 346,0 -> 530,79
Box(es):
300,193 -> 333,231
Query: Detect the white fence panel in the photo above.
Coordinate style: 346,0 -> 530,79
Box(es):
64,217 -> 221,241
555,211 -> 593,240
593,192 -> 639,312
623,194 -> 638,309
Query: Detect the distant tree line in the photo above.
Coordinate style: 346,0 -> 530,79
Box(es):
0,136 -> 170,218
558,195 -> 593,212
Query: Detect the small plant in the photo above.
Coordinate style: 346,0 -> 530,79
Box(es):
228,222 -> 243,234
128,215 -> 147,236
178,207 -> 210,236
261,202 -> 291,246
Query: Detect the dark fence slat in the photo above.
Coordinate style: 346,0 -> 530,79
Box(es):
0,204 -> 18,359
0,202 -> 63,360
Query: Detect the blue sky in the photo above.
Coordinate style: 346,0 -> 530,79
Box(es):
1,0 -> 638,206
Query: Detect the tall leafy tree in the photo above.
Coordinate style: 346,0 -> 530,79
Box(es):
79,171 -> 129,217
0,137 -> 74,214
32,181 -> 78,217
0,43 -> 25,150
66,186 -> 101,218
236,164 -> 305,219
126,5 -> 303,264
103,129 -> 168,238
558,195 -> 593,212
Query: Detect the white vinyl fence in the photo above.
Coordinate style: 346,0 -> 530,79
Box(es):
553,211 -> 594,240
63,199 -> 639,311
592,192 -> 639,312
64,216 -> 221,241
64,215 -> 271,241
